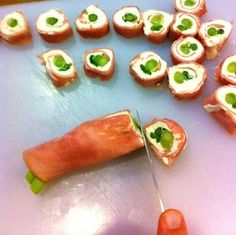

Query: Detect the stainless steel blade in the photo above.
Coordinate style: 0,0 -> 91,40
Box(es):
136,111 -> 165,213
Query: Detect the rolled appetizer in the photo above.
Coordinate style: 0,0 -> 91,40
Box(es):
203,85 -> 236,135
129,51 -> 167,87
174,0 -> 207,17
143,10 -> 173,44
198,19 -> 233,59
23,110 -> 144,194
113,6 -> 143,38
145,118 -> 187,166
216,55 -> 236,85
171,36 -> 205,64
36,9 -> 73,43
169,12 -> 200,41
0,11 -> 32,45
168,62 -> 207,99
38,49 -> 77,88
75,4 -> 110,38
83,48 -> 115,81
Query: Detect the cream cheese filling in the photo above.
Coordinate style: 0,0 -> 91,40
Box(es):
36,9 -> 68,33
199,19 -> 232,47
75,5 -> 107,30
130,51 -> 167,80
143,10 -> 173,35
168,63 -> 205,93
113,6 -> 142,27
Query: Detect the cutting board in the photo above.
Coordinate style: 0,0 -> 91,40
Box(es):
0,0 -> 235,234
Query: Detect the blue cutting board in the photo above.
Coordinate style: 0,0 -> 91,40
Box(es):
0,0 -> 236,234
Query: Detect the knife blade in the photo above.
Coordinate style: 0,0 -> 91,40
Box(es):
136,111 -> 165,213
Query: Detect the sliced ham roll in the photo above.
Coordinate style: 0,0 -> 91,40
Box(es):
75,4 -> 110,38
0,11 -> 32,45
203,85 -> 236,135
174,0 -> 207,17
36,9 -> 73,43
143,10 -> 173,44
198,19 -> 233,59
145,119 -> 187,166
129,51 -> 167,87
38,49 -> 77,88
216,55 -> 236,85
169,12 -> 200,41
23,110 -> 144,186
171,36 -> 205,64
168,62 -> 207,99
113,6 -> 143,38
83,48 -> 115,81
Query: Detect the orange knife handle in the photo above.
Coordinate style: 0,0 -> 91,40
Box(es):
157,209 -> 188,235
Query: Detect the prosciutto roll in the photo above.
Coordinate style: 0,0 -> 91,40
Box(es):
129,51 -> 167,87
198,19 -> 233,59
171,36 -> 205,64
168,62 -> 207,99
203,85 -> 236,135
169,12 -> 200,41
113,6 -> 143,38
36,9 -> 73,43
23,110 -> 144,190
174,0 -> 207,17
216,55 -> 236,85
143,10 -> 173,44
0,11 -> 32,45
83,48 -> 115,81
38,49 -> 77,88
75,4 -> 110,38
145,119 -> 187,166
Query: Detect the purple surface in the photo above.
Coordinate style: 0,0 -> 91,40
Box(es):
0,0 -> 236,235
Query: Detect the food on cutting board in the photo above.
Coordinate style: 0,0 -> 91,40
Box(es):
38,49 -> 77,88
36,8 -> 73,43
171,36 -> 205,64
168,62 -> 207,99
142,10 -> 173,44
198,19 -> 233,59
145,118 -> 187,166
174,0 -> 207,17
75,4 -> 110,38
129,51 -> 167,87
113,6 -> 143,38
83,48 -> 115,81
0,11 -> 32,45
203,85 -> 236,135
216,55 -> 236,85
157,209 -> 188,235
169,12 -> 200,41
23,110 -> 144,194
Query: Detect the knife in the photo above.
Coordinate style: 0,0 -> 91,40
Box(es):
136,111 -> 188,235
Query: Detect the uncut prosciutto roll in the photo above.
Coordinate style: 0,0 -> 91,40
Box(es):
36,9 -> 73,43
171,36 -> 205,64
143,10 -> 173,44
23,110 -> 144,194
216,55 -> 236,85
198,19 -> 233,59
75,4 -> 109,38
129,51 -> 167,87
174,0 -> 207,17
83,48 -> 115,81
145,118 -> 187,166
168,62 -> 207,99
169,12 -> 200,41
0,11 -> 32,45
113,6 -> 143,38
39,49 -> 77,88
203,86 -> 236,135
